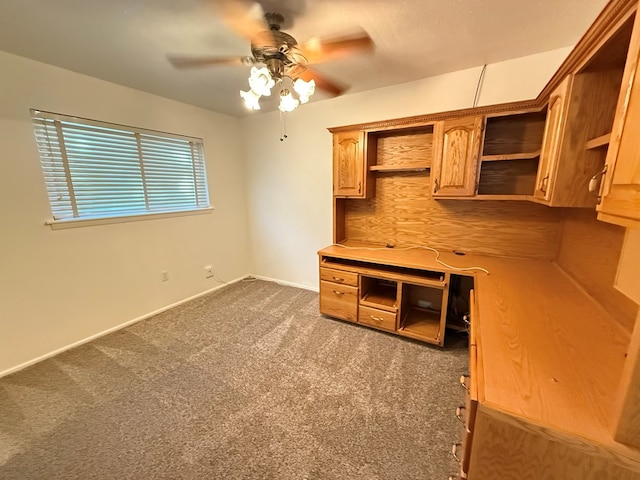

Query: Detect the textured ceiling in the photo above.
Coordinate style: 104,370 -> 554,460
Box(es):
0,0 -> 609,117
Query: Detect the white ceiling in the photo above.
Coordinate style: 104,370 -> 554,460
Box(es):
0,0 -> 609,118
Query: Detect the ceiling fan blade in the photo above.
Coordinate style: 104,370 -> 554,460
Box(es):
167,55 -> 247,69
301,32 -> 374,64
215,0 -> 277,48
299,67 -> 346,97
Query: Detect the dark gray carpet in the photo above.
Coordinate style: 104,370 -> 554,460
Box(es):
0,279 -> 468,479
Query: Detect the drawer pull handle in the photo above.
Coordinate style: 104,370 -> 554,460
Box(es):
333,290 -> 345,296
332,276 -> 345,282
459,374 -> 470,391
369,315 -> 385,322
451,442 -> 462,463
455,406 -> 465,423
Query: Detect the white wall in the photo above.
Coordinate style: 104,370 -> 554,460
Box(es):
242,47 -> 573,289
0,51 -> 251,374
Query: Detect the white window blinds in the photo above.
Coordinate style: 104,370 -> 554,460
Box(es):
31,110 -> 210,221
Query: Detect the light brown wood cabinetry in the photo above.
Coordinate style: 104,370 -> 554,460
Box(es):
319,248 -> 451,346
332,130 -> 373,198
432,117 -> 483,197
598,9 -> 640,228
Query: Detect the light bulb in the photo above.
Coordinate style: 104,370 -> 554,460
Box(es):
278,89 -> 299,112
248,66 -> 275,97
293,78 -> 316,104
240,89 -> 261,110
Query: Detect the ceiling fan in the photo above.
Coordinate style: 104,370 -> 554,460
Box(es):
167,0 -> 374,111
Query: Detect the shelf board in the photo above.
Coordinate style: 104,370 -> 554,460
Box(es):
434,194 -> 532,201
369,164 -> 431,172
361,285 -> 398,310
481,150 -> 541,162
398,307 -> 441,343
585,133 -> 611,150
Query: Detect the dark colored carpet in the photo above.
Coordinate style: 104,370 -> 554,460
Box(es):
0,279 -> 468,479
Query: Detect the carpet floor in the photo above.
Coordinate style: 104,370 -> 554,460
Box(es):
0,279 -> 469,479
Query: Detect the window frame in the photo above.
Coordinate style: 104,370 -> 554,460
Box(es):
31,109 -> 213,229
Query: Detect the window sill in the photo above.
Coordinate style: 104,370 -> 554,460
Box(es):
45,207 -> 215,230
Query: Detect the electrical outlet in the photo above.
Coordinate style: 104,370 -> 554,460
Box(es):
204,265 -> 214,278
161,270 -> 169,282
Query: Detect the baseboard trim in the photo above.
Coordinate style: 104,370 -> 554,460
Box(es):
249,275 -> 319,293
0,275 -> 248,379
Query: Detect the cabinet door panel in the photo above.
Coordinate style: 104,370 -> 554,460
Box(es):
333,131 -> 365,197
597,14 -> 640,227
432,117 -> 483,197
534,77 -> 571,202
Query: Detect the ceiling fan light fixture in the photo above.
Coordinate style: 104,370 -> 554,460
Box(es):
240,88 -> 261,110
278,88 -> 299,113
293,78 -> 315,104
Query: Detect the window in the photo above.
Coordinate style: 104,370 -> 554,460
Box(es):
31,110 -> 210,223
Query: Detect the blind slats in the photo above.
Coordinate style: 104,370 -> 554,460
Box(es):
32,110 -> 210,221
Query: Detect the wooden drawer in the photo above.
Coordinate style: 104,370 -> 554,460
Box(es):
358,304 -> 397,332
320,281 -> 358,322
320,267 -> 358,286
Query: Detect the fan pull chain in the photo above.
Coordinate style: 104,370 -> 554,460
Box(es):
280,110 -> 288,141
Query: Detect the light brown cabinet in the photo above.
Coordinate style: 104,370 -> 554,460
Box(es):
318,248 -> 452,346
432,117 -> 483,197
332,130 -> 372,198
534,77 -> 572,203
598,8 -> 640,228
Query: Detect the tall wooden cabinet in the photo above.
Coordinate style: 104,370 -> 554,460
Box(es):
432,117 -> 483,197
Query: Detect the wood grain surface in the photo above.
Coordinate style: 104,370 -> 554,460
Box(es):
343,172 -> 563,259
556,208 -> 638,331
477,158 -> 538,195
482,111 -> 546,156
469,407 -> 640,479
374,129 -> 433,168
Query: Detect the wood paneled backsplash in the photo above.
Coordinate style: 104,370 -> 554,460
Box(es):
556,209 -> 638,331
343,172 -> 563,259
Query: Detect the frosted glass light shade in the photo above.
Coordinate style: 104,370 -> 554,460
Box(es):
278,89 -> 299,112
293,78 -> 316,104
240,89 -> 261,110
248,66 -> 275,96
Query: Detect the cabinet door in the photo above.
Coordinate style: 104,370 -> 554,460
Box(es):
432,117 -> 483,197
534,77 -> 572,203
598,12 -> 640,228
333,130 -> 366,197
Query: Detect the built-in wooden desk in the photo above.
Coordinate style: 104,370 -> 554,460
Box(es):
318,243 -> 640,478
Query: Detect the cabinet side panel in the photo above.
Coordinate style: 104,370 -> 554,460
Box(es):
469,407 -> 640,480
556,208 -> 638,331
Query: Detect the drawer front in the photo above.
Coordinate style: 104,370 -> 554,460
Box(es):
320,281 -> 358,322
320,267 -> 359,286
358,305 -> 397,331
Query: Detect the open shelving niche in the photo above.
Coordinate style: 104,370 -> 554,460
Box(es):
367,124 -> 435,172
476,110 -> 547,198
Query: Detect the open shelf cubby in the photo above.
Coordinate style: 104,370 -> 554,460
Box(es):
370,125 -> 435,171
398,283 -> 445,344
360,276 -> 398,311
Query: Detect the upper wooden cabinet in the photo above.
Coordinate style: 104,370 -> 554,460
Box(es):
431,117 -> 483,197
332,130 -> 373,198
598,10 -> 640,229
534,77 -> 572,203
